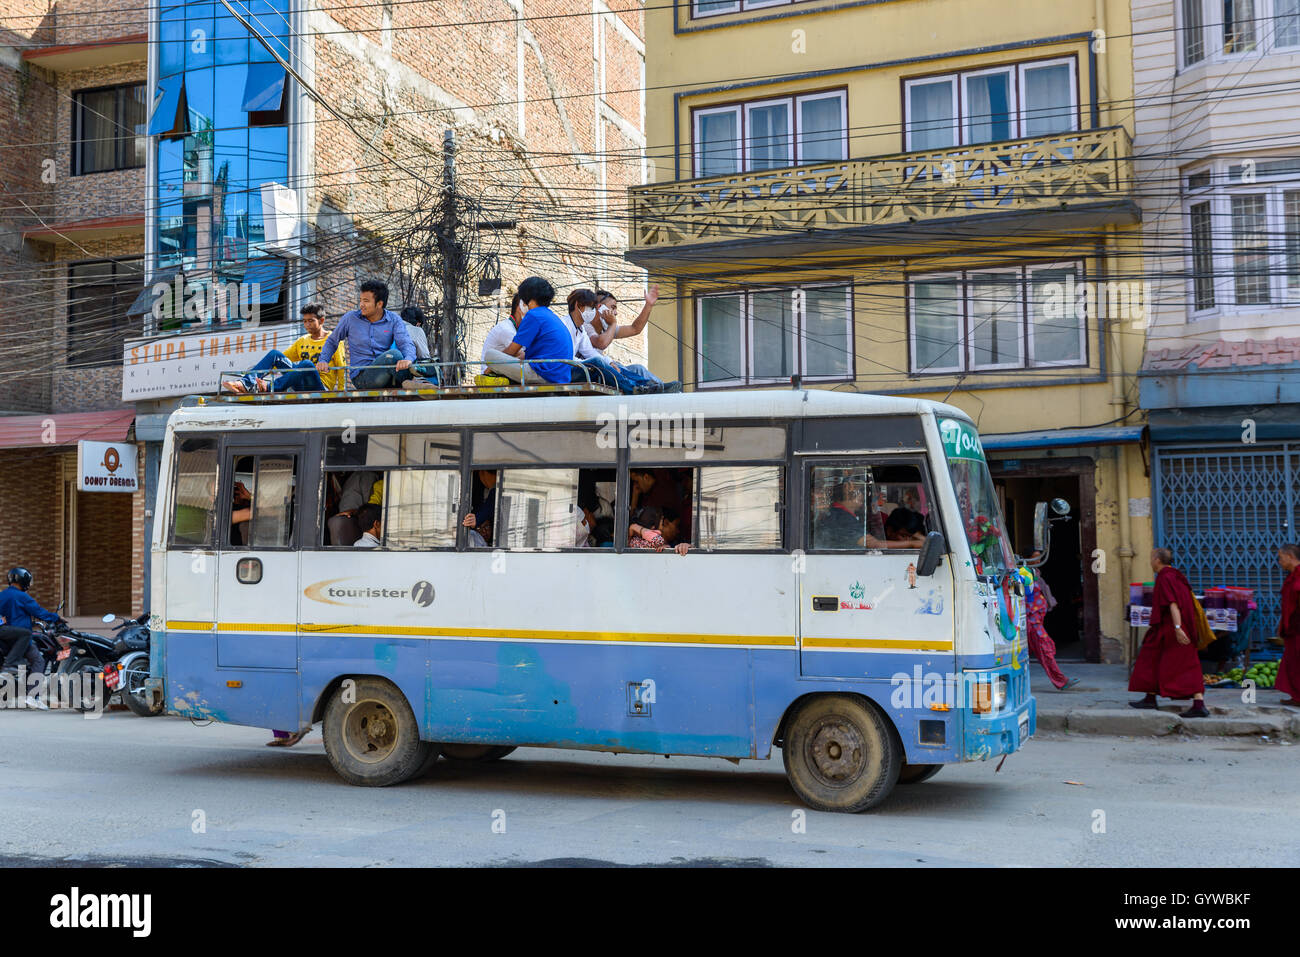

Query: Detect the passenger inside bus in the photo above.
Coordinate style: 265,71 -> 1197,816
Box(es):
230,480 -> 252,546
629,505 -> 689,555
353,504 -> 382,548
464,470 -> 498,547
628,468 -> 693,544
324,470 -> 382,546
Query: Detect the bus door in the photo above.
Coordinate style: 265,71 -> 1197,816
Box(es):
798,456 -> 954,678
211,439 -> 303,726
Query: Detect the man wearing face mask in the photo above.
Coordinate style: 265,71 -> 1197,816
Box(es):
588,287 -> 682,394
564,289 -> 643,394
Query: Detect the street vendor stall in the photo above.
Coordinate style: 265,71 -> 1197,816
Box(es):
1125,583 -> 1264,685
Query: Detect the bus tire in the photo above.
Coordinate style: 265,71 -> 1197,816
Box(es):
898,763 -> 942,785
782,695 -> 901,813
439,744 -> 516,763
322,677 -> 433,787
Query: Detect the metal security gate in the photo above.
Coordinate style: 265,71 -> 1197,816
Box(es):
1152,443 -> 1300,630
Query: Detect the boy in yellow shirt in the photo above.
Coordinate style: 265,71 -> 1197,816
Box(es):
223,304 -> 349,393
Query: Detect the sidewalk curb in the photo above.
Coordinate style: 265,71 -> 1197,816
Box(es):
1043,708 -> 1300,739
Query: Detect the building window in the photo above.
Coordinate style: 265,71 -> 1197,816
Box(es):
692,0 -> 817,19
903,57 -> 1077,151
1183,160 -> 1300,313
692,90 -> 846,177
1183,0 -> 1207,63
695,283 -> 853,386
1180,0 -> 1300,67
908,263 -> 1087,374
66,258 -> 145,368
1231,194 -> 1270,304
1190,201 -> 1216,310
73,84 -> 147,175
1223,0 -> 1258,52
154,0 -> 291,274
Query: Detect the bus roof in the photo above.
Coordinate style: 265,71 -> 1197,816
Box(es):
165,389 -> 974,432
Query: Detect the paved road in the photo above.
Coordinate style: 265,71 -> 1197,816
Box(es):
1,709 -> 1296,867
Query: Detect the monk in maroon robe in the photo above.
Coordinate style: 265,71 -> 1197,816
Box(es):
1129,548 -> 1207,717
1276,544 -> 1300,707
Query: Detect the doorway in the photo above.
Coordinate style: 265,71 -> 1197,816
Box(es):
990,458 -> 1099,662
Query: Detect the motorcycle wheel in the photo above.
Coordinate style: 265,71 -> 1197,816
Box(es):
64,657 -> 112,713
120,652 -> 162,717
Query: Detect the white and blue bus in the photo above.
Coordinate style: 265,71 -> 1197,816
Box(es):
147,389 -> 1035,811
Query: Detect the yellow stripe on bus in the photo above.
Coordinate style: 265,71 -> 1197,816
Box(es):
801,637 -> 954,651
164,621 -> 950,652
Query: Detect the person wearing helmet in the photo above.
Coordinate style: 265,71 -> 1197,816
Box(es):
0,567 -> 63,674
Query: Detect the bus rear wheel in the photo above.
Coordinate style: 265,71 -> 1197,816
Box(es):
782,695 -> 901,812
898,763 -> 942,785
322,678 -> 433,787
439,744 -> 516,763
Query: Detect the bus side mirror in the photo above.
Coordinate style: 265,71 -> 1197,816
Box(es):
917,531 -> 946,577
1032,498 -> 1071,558
1033,502 -> 1049,554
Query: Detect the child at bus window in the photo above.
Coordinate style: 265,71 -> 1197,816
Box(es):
354,504 -> 382,548
592,516 -> 616,548
629,507 -> 689,556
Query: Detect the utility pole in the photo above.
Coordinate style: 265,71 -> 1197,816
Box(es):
437,128 -> 463,377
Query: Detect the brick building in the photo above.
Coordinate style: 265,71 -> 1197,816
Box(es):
1,0 -> 648,614
0,0 -> 148,616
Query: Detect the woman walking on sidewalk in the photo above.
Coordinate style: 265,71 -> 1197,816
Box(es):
1129,548 -> 1207,717
1275,543 -> 1300,707
1019,564 -> 1078,690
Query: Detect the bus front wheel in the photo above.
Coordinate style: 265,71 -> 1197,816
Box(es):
322,678 -> 434,787
782,695 -> 901,813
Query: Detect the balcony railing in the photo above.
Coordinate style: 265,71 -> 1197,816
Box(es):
629,126 -> 1134,251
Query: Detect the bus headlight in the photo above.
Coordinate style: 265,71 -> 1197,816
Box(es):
994,676 -> 1008,711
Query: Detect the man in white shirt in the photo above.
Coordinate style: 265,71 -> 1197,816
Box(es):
481,292 -> 527,382
353,504 -> 382,548
588,286 -> 682,394
563,288 -> 622,390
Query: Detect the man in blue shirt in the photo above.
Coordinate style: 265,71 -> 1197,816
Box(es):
0,567 -> 62,673
317,279 -> 419,389
499,276 -> 575,384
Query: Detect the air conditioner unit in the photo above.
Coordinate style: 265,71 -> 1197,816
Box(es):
260,182 -> 301,257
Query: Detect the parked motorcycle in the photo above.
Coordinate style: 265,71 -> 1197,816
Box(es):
101,613 -> 158,717
43,614 -> 131,713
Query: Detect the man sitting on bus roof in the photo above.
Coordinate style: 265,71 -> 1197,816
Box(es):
317,279 -> 420,390
222,303 -> 348,394
588,287 -> 682,394
497,276 -> 574,385
479,292 -> 526,384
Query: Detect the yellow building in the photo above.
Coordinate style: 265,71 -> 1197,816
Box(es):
627,0 -> 1152,662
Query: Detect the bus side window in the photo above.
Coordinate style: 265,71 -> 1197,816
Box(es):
227,453 -> 297,549
809,462 -> 929,552
694,466 -> 784,551
170,437 -> 219,547
383,468 -> 460,549
249,454 -> 297,548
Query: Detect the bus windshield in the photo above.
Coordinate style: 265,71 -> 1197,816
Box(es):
939,418 -> 1014,577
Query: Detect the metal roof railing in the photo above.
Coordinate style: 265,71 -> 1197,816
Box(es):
211,358 -> 619,404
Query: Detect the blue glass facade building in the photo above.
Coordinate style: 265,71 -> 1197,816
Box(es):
148,0 -> 293,321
